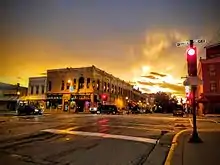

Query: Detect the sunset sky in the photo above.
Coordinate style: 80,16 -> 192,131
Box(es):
1,0 -> 220,96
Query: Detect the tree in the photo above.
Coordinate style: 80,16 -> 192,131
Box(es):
154,92 -> 178,113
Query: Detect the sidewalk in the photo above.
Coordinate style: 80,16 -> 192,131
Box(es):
169,130 -> 220,165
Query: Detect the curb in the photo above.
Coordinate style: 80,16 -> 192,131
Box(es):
164,129 -> 189,165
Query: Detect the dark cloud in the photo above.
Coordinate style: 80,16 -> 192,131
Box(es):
137,81 -> 155,86
150,72 -> 167,77
141,75 -> 158,79
159,82 -> 184,93
140,87 -> 151,93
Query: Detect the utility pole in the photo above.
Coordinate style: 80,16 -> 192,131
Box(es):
177,39 -> 205,143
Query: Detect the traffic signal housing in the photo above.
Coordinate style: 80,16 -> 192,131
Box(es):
101,94 -> 108,101
186,46 -> 197,76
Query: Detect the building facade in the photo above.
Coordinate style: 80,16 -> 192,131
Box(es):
22,77 -> 47,107
197,43 -> 220,114
46,66 -> 145,112
0,82 -> 27,111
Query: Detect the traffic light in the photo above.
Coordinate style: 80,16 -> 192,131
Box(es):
187,46 -> 197,76
101,94 -> 107,101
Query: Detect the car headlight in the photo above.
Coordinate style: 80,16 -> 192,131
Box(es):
93,107 -> 97,111
34,109 -> 39,112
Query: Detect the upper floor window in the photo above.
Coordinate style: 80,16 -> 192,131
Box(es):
78,77 -> 85,89
66,82 -> 70,90
104,82 -> 106,92
36,85 -> 39,94
41,85 -> 45,94
30,86 -> 34,94
87,78 -> 90,88
61,80 -> 65,90
92,80 -> 96,89
48,81 -> 52,91
111,84 -> 114,93
210,81 -> 217,92
73,78 -> 76,84
107,83 -> 110,92
97,79 -> 100,90
209,64 -> 216,76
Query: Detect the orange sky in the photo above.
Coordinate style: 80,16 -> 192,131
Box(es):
1,29 -> 208,96
1,1 -> 218,96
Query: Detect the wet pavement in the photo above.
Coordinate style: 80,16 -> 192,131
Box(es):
0,114 -> 195,165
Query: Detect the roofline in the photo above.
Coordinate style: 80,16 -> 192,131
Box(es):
204,42 -> 220,49
29,76 -> 47,79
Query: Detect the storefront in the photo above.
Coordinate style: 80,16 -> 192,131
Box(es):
70,94 -> 91,112
46,94 -> 63,109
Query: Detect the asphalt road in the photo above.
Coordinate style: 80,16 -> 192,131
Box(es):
0,113 -> 213,165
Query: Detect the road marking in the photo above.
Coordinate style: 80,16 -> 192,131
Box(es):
189,119 -> 193,127
64,126 -> 79,131
164,129 -> 189,165
100,124 -> 172,132
42,129 -> 157,144
199,119 -> 218,124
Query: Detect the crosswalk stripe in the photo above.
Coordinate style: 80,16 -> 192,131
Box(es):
42,129 -> 158,144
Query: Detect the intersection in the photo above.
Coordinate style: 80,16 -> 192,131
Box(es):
0,113 -> 219,165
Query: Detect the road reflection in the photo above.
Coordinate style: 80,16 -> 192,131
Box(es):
97,118 -> 109,133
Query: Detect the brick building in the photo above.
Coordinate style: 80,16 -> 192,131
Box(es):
46,65 -> 145,112
197,43 -> 220,114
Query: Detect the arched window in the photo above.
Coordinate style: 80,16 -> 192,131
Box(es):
97,79 -> 100,90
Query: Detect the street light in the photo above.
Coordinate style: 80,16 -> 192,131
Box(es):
67,79 -> 72,83
125,96 -> 128,100
17,91 -> 21,95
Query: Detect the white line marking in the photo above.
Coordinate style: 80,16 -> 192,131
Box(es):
189,119 -> 193,127
197,119 -> 218,124
100,124 -> 171,132
65,126 -> 79,131
42,129 -> 157,144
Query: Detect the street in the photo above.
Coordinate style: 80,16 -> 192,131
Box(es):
0,113 -> 219,165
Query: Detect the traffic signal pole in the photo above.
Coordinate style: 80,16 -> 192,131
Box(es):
176,38 -> 206,143
188,40 -> 202,143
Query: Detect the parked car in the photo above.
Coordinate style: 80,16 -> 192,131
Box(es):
97,105 -> 119,114
173,104 -> 184,117
17,105 -> 43,115
89,107 -> 98,114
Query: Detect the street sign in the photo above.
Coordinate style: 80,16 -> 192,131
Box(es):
193,39 -> 206,44
176,41 -> 190,47
183,76 -> 203,86
176,39 -> 206,47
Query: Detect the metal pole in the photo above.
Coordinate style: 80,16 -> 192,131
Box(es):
188,40 -> 202,143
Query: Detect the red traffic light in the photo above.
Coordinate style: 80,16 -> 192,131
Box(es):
101,94 -> 107,101
187,48 -> 196,56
